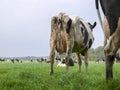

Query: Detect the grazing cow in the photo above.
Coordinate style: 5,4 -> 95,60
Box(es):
10,58 -> 20,63
49,12 -> 96,75
30,58 -> 33,62
115,53 -> 120,62
95,0 -> 120,80
112,53 -> 120,63
57,58 -> 74,67
95,57 -> 100,64
10,59 -> 15,63
37,58 -> 42,63
0,58 -> 5,62
55,57 -> 61,63
15,58 -> 19,62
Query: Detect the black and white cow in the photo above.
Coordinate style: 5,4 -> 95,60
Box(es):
0,58 -> 5,62
49,12 -> 96,74
95,0 -> 120,80
57,58 -> 74,67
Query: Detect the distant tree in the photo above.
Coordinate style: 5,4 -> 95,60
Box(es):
95,46 -> 104,59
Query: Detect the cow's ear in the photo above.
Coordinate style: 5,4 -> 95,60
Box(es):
66,19 -> 72,34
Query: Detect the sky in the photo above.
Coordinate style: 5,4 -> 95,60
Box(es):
0,0 -> 104,57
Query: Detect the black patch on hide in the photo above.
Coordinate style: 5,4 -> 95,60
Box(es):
89,39 -> 93,48
66,19 -> 72,34
106,15 -> 118,36
80,21 -> 89,45
98,0 -> 120,36
81,27 -> 84,36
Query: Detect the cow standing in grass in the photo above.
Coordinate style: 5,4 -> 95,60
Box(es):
95,0 -> 120,80
57,58 -> 74,67
10,59 -> 15,63
49,12 -> 96,74
0,58 -> 5,62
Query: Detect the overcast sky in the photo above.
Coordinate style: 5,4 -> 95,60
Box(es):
0,0 -> 104,57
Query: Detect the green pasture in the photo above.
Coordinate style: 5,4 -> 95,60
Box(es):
0,61 -> 120,90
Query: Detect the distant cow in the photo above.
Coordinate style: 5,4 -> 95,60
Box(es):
115,53 -> 120,61
37,58 -> 42,63
10,59 -> 15,63
57,58 -> 74,67
10,58 -> 20,63
95,0 -> 120,80
49,12 -> 96,74
101,53 -> 120,63
15,58 -> 19,62
0,58 -> 5,62
95,58 -> 100,64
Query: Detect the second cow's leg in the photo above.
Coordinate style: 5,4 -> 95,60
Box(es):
76,53 -> 82,72
84,51 -> 88,72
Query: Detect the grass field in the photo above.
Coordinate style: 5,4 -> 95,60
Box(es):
0,61 -> 120,90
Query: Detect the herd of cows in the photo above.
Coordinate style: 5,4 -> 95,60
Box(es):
49,0 -> 120,81
0,57 -> 75,67
0,0 -> 120,81
0,58 -> 48,63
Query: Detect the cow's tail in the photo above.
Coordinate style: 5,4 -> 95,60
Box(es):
95,0 -> 107,46
95,0 -> 103,29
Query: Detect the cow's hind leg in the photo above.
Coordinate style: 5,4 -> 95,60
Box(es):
104,33 -> 120,80
76,53 -> 82,72
65,51 -> 71,73
84,51 -> 88,72
65,56 -> 69,73
49,48 -> 55,75
65,43 -> 73,73
105,55 -> 114,80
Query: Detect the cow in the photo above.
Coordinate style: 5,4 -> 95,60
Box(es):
95,0 -> 120,80
95,57 -> 100,64
49,12 -> 96,75
15,58 -> 19,62
113,53 -> 120,63
0,58 -> 5,62
57,58 -> 74,67
36,58 -> 41,63
10,59 -> 15,63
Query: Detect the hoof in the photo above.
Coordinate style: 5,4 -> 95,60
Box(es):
50,71 -> 53,75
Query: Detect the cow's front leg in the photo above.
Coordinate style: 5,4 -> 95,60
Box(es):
84,51 -> 88,72
76,53 -> 82,72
